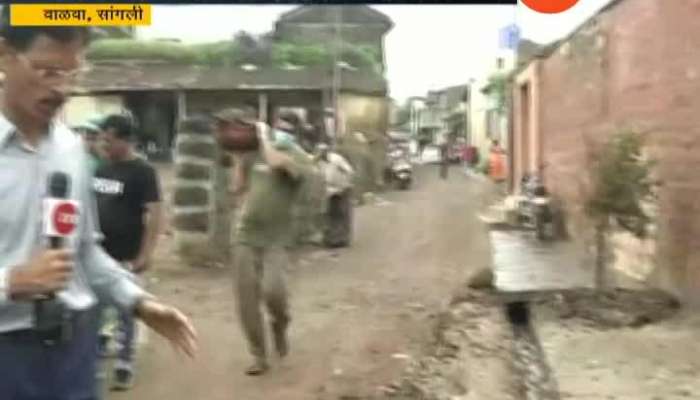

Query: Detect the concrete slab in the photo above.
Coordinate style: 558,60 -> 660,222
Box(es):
490,230 -> 595,297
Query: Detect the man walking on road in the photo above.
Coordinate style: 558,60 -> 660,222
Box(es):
436,130 -> 450,179
215,107 -> 311,376
0,11 -> 197,400
93,114 -> 164,390
315,143 -> 355,248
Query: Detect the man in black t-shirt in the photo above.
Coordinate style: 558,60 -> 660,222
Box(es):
93,114 -> 163,391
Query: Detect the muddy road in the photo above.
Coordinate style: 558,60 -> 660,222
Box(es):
109,165 -> 494,400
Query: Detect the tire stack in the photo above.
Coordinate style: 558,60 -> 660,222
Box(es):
172,115 -> 232,267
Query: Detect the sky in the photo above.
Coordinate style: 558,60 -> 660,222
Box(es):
137,1 -> 613,102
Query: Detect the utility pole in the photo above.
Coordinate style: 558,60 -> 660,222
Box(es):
468,78 -> 475,147
331,5 -> 342,147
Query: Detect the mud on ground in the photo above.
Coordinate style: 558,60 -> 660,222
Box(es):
532,288 -> 681,330
533,288 -> 693,400
384,287 -> 521,400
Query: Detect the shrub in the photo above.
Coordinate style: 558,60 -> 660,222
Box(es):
584,130 -> 657,288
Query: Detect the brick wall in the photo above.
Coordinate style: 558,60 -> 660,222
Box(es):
534,0 -> 700,301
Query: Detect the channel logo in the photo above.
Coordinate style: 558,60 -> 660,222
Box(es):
521,0 -> 580,14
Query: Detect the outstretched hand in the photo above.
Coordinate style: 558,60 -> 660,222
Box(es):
136,298 -> 198,359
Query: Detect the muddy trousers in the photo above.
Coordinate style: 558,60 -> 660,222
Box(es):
233,245 -> 290,361
324,189 -> 353,247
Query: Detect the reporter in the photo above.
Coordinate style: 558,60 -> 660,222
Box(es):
0,8 -> 197,399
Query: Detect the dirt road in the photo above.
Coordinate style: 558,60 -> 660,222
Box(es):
109,165 -> 494,400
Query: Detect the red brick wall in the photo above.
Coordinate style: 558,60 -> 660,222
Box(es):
537,0 -> 700,301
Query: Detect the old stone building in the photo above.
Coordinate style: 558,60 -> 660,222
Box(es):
511,0 -> 700,302
275,5 -> 393,74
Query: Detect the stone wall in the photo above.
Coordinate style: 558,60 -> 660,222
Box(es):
172,116 -> 232,267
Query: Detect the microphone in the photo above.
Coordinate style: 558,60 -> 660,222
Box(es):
34,172 -> 76,340
47,172 -> 70,249
37,172 -> 73,301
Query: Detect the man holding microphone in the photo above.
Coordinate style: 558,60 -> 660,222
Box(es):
0,7 -> 197,400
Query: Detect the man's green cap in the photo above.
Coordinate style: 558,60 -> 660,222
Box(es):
213,107 -> 258,125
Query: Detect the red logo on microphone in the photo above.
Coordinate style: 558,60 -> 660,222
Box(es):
51,201 -> 78,236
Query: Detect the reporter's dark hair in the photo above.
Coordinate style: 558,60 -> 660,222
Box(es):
101,114 -> 136,141
0,6 -> 90,51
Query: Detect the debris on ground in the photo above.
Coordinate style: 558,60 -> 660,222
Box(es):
533,288 -> 680,329
534,288 -> 691,400
466,266 -> 494,289
381,287 -> 520,400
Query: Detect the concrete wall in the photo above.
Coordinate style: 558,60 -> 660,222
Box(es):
512,60 -> 542,193
514,0 -> 700,302
469,51 -> 515,163
61,95 -> 125,126
469,77 -> 493,158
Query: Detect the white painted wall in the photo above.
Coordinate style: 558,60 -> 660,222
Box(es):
59,95 -> 126,127
468,49 -> 516,160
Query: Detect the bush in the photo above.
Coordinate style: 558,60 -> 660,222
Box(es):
87,39 -> 240,66
88,37 -> 383,73
584,129 -> 656,289
485,73 -> 508,115
271,42 -> 330,67
585,130 -> 656,238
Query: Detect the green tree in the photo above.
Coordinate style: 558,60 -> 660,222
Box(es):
485,73 -> 508,116
584,130 -> 657,288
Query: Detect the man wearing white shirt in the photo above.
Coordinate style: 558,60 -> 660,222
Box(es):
316,143 -> 355,247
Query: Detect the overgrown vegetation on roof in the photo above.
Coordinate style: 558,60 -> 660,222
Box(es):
87,36 -> 383,73
87,39 -> 240,65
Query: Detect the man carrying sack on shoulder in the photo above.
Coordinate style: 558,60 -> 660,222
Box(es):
214,107 -> 311,376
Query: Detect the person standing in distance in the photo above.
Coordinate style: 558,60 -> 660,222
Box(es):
0,9 -> 197,400
315,143 -> 355,248
93,114 -> 164,390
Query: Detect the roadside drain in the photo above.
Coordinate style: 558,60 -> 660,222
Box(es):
505,301 -> 560,400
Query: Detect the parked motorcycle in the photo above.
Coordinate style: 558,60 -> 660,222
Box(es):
516,173 -> 555,240
385,143 -> 413,190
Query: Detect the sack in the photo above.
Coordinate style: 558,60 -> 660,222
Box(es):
216,122 -> 259,152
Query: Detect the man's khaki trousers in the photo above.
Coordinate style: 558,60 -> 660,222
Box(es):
233,245 -> 290,360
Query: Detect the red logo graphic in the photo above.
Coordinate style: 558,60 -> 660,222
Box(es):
521,0 -> 580,14
52,202 -> 78,236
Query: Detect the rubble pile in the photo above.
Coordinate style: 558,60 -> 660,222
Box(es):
383,288 -> 520,400
533,288 -> 680,329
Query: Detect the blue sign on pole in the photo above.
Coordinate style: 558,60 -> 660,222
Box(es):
499,24 -> 521,50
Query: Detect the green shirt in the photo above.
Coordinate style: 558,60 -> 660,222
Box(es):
235,148 -> 311,247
